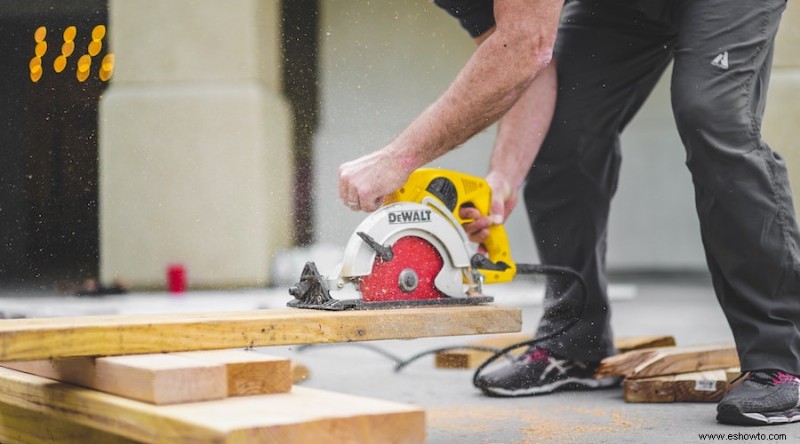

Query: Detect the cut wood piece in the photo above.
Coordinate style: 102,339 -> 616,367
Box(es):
1,354 -> 227,405
614,335 -> 676,353
0,306 -> 521,361
0,399 -> 137,444
596,342 -> 739,379
434,334 -> 677,369
0,367 -> 426,444
624,370 -> 729,403
174,350 -> 291,395
435,334 -> 530,369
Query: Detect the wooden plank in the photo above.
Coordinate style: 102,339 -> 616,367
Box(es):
1,354 -> 227,405
614,335 -> 676,353
0,367 -> 425,444
0,399 -> 137,444
624,370 -> 728,403
434,334 -> 676,369
596,342 -> 739,379
173,350 -> 292,396
0,306 -> 521,362
435,334 -> 530,369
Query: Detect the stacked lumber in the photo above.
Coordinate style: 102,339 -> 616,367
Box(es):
0,305 -> 522,442
0,366 -> 425,444
595,342 -> 741,403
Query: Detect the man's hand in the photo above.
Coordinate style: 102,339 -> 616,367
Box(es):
459,171 -> 518,244
338,149 -> 410,212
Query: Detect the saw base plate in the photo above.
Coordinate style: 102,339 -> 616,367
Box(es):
287,295 -> 495,311
288,261 -> 493,311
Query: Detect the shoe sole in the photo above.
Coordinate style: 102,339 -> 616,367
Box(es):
478,376 -> 621,398
717,404 -> 800,426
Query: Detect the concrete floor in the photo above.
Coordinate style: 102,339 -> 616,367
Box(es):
0,275 -> 798,443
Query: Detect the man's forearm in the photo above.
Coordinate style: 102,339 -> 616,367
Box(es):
384,0 -> 562,175
490,61 -> 557,192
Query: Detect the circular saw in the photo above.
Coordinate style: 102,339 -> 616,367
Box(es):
288,169 -> 517,310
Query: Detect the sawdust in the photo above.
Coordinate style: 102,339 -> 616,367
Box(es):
428,405 -> 646,443
520,409 -> 646,443
566,407 -> 606,417
427,407 -> 516,434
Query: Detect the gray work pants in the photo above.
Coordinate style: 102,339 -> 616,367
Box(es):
526,0 -> 800,373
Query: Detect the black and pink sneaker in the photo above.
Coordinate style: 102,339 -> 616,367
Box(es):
474,347 -> 621,397
717,370 -> 800,426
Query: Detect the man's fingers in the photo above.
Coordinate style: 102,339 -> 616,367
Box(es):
490,199 -> 505,225
361,195 -> 384,212
459,206 -> 482,220
342,184 -> 385,212
462,216 -> 493,240
346,197 -> 360,211
469,228 -> 490,244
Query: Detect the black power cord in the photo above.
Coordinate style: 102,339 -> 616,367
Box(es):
470,263 -> 588,392
387,264 -> 587,375
394,345 -> 518,372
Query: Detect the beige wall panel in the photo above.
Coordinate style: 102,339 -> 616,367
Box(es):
100,85 -> 291,288
763,71 -> 800,212
769,4 -> 800,213
109,0 -> 282,87
101,0 -> 292,288
775,3 -> 800,68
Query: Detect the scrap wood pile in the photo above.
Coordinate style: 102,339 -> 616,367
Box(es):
433,334 -> 678,370
596,341 -> 741,403
434,334 -> 741,403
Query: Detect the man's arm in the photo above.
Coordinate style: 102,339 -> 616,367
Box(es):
461,61 -> 557,243
338,0 -> 562,212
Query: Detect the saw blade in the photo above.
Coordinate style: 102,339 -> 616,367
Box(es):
358,236 -> 448,302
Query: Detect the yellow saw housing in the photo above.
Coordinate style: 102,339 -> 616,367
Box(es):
384,168 -> 517,284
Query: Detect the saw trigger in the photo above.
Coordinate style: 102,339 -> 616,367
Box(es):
470,254 -> 511,272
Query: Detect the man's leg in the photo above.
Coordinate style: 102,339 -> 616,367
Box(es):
526,1 -> 675,362
476,0 -> 676,396
670,0 -> 800,425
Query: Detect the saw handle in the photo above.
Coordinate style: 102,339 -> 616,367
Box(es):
387,168 -> 517,283
461,205 -> 516,283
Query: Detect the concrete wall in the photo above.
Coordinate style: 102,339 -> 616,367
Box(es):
314,0 -> 799,272
99,0 -> 292,288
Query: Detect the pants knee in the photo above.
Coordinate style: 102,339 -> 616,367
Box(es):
671,86 -> 753,145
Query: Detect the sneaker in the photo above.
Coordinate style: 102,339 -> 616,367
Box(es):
475,347 -> 621,397
717,370 -> 800,425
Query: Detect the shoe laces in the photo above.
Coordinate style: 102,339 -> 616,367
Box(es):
747,370 -> 799,387
520,348 -> 583,381
521,347 -> 551,364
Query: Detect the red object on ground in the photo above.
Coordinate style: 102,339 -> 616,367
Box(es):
358,236 -> 446,301
167,264 -> 187,294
